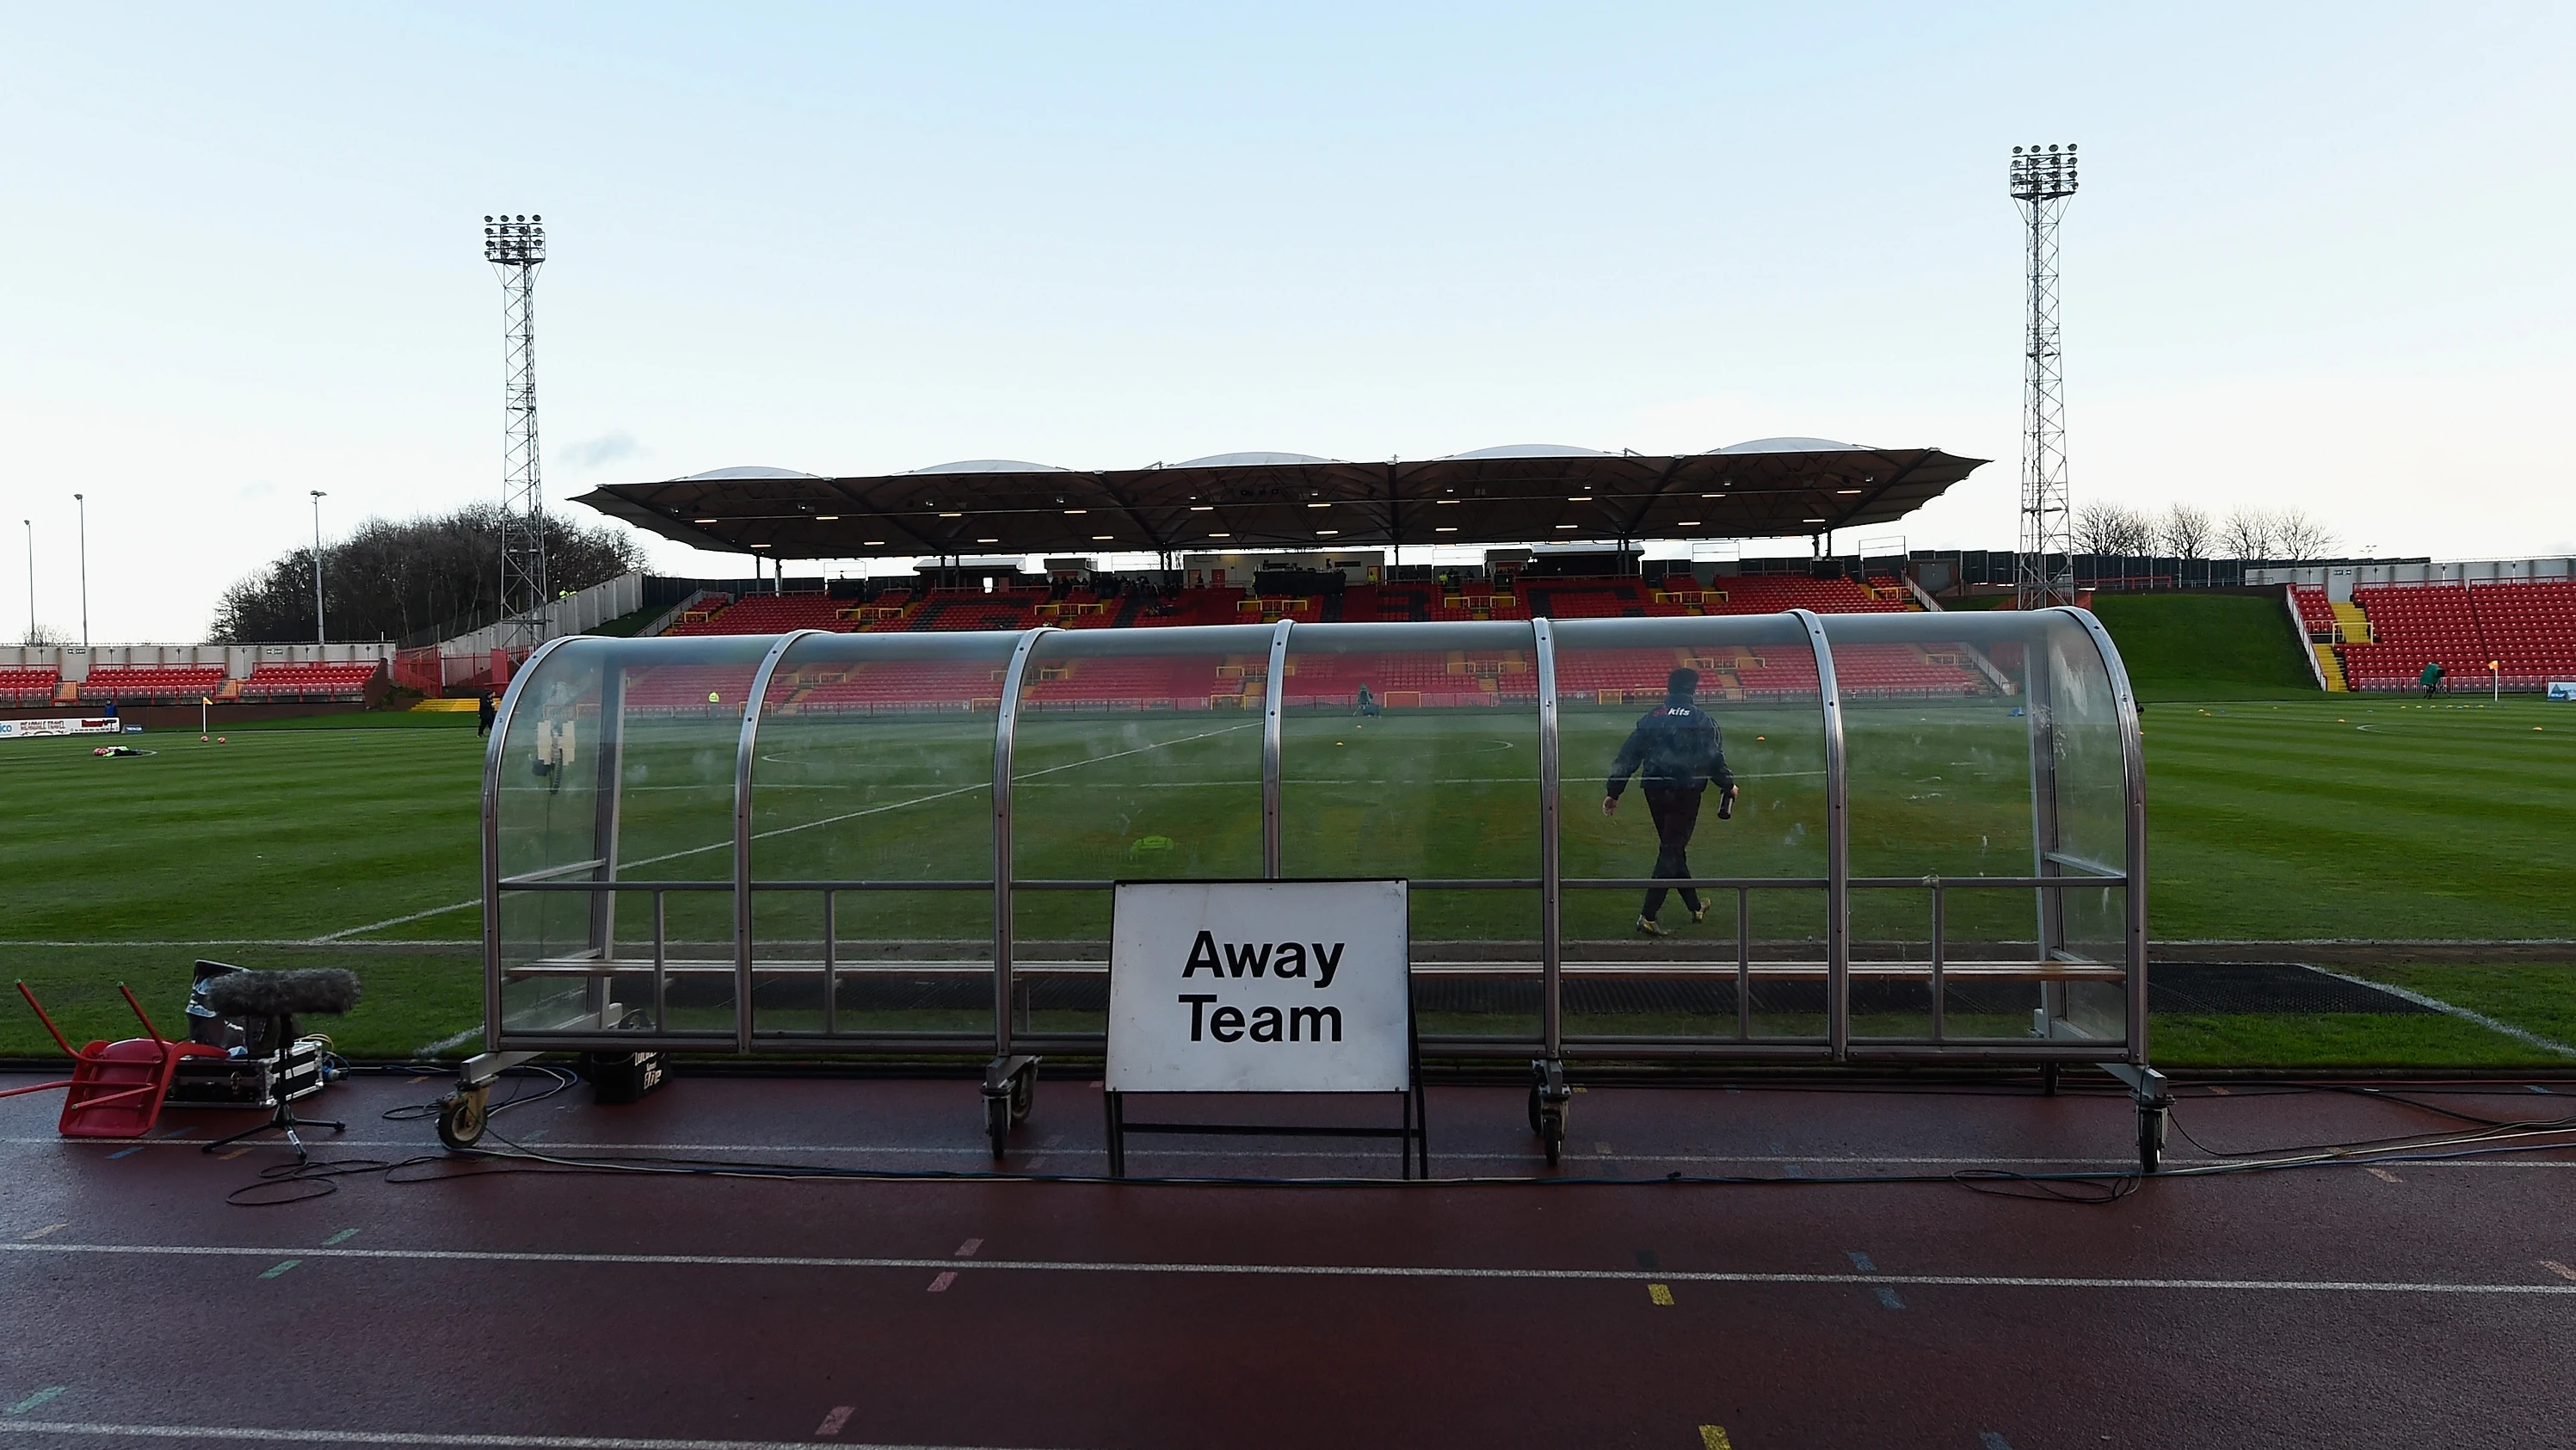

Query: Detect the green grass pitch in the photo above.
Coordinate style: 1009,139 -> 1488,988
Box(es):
3,682 -> 2572,1065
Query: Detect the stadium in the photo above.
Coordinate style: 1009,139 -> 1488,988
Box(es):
9,15 -> 2576,1447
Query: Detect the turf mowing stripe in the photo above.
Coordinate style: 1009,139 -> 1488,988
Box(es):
9,1242 -> 2575,1296
2308,967 -> 2576,1058
307,721 -> 1261,942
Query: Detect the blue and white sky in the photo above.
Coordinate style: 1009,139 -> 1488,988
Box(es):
4,3 -> 2571,642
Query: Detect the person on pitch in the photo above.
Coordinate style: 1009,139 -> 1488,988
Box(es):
1603,667 -> 1736,937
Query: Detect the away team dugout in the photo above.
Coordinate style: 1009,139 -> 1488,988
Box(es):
451,608 -> 2165,1169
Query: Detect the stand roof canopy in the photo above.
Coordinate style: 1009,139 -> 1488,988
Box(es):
573,439 -> 1987,560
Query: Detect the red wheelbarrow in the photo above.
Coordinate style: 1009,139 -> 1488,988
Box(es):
6,981 -> 225,1138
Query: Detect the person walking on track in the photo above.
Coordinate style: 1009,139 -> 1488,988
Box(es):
1603,667 -> 1737,937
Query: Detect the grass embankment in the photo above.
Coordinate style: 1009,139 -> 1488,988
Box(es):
2088,591 -> 2317,702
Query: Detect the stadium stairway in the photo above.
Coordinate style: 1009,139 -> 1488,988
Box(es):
2312,644 -> 2349,692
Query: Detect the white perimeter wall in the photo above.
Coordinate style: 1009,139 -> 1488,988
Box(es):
2248,557 -> 2576,602
433,571 -> 645,656
0,571 -> 646,677
0,641 -> 396,682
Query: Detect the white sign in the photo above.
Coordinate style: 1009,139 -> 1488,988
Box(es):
1106,879 -> 1410,1094
0,717 -> 121,741
2549,682 -> 2576,702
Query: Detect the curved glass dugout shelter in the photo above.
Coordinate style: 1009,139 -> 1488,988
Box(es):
480,609 -> 2148,1088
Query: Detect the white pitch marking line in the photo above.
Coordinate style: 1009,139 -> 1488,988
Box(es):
0,1423 -> 1041,1449
2306,966 -> 2576,1059
311,900 -> 484,941
309,721 -> 1259,943
0,940 -> 476,949
3,1241 -> 2572,1296
417,1027 -> 483,1056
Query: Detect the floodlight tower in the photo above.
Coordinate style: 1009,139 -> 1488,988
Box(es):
484,213 -> 548,645
2009,144 -> 2078,611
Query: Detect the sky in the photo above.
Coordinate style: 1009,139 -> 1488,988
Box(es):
3,3 -> 2571,643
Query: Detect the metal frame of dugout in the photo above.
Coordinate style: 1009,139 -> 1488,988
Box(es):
443,608 -> 2169,1172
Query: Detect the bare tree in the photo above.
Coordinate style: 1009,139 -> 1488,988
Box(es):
2270,507 -> 2337,561
22,621 -> 66,647
2074,502 -> 2160,556
2218,507 -> 2338,560
209,504 -> 644,644
2160,503 -> 2213,560
2222,507 -> 2277,559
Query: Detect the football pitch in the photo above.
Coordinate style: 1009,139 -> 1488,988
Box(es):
3,694 -> 2571,1067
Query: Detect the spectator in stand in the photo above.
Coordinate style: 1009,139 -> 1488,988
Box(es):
476,691 -> 496,737
1602,668 -> 1737,938
2420,661 -> 2445,697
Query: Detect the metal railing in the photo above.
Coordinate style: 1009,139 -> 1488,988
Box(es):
479,610 -> 2148,1068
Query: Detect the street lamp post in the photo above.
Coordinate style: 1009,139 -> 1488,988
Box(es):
310,491 -> 329,647
72,493 -> 88,649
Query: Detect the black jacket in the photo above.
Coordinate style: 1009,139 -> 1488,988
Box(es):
1605,700 -> 1732,797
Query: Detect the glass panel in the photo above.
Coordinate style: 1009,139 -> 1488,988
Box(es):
1008,624 -> 1275,1043
1821,608 -> 2134,1046
745,630 -> 1023,1041
2042,613 -> 2135,1040
1279,621 -> 1544,1046
493,634 -> 769,1043
1551,614 -> 1831,1046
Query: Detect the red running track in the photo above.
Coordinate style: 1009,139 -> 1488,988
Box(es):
2,1071 -> 2573,1448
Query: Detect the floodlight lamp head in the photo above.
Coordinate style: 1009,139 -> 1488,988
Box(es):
2008,141 -> 2080,201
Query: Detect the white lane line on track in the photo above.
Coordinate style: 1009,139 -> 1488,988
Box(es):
5,1241 -> 2572,1296
0,1136 -> 2136,1165
306,721 -> 1260,943
0,1423 -> 1037,1449
3,1134 -> 2573,1169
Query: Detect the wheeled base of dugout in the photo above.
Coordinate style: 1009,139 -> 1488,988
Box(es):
983,1054 -> 1040,1157
2104,1061 -> 2172,1175
1528,1058 -> 1573,1166
1519,1058 -> 2172,1176
434,1000 -> 634,1151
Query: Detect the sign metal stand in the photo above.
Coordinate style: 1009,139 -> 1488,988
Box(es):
1100,878 -> 1428,1180
1104,1014 -> 1427,1179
